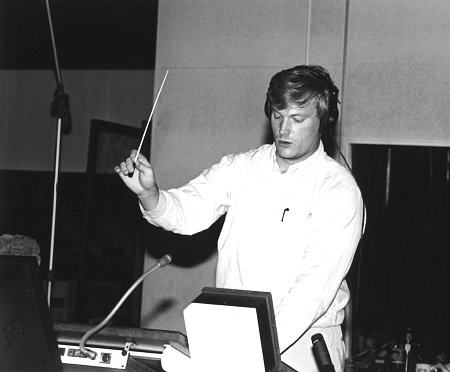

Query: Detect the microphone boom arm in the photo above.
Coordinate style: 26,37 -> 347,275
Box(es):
80,254 -> 172,360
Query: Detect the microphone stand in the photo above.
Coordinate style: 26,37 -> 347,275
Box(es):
45,0 -> 72,306
47,117 -> 62,306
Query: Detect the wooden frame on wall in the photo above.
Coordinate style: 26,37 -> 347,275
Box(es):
86,119 -> 150,174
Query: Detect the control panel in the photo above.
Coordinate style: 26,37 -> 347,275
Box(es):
59,343 -> 161,369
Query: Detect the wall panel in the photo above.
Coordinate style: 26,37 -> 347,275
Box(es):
342,0 -> 450,152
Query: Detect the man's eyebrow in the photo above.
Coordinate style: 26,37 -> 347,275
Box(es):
272,109 -> 310,118
289,112 -> 309,118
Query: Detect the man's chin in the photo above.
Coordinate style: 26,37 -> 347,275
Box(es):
277,152 -> 292,161
276,149 -> 294,160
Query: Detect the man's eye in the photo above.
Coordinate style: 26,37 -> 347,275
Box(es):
273,114 -> 281,120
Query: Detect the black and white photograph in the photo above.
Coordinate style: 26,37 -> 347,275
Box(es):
0,1 -> 449,372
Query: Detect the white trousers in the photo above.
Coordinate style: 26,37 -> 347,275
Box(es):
281,326 -> 345,372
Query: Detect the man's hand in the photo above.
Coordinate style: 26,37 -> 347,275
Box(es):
114,149 -> 160,211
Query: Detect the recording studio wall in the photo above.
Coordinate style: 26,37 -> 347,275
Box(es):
0,70 -> 154,172
142,0 -> 450,340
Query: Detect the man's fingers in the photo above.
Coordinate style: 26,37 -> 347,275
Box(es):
113,160 -> 133,177
126,158 -> 135,178
115,151 -> 152,181
125,157 -> 135,171
137,157 -> 150,167
130,150 -> 150,167
134,158 -> 149,173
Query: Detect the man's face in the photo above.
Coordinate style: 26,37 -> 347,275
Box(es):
270,100 -> 321,171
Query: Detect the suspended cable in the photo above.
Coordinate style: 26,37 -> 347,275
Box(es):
44,0 -> 72,307
45,0 -> 62,85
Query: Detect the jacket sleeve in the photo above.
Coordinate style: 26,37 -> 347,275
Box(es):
140,153 -> 242,235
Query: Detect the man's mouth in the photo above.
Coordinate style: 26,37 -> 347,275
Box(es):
278,139 -> 291,146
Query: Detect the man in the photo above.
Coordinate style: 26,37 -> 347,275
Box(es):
115,65 -> 364,372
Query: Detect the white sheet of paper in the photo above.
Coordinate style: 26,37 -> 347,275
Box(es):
160,344 -> 193,372
184,302 -> 266,372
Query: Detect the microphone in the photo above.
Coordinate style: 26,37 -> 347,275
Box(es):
79,254 -> 172,359
157,254 -> 172,267
50,83 -> 72,134
311,333 -> 335,372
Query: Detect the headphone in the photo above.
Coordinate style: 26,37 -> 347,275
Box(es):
264,65 -> 340,135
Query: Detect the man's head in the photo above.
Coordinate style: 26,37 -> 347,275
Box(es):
264,64 -> 339,136
264,65 -> 339,170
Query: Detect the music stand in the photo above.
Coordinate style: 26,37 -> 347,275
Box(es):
184,287 -> 282,372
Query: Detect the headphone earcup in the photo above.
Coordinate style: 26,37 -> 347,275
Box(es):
326,88 -> 339,131
301,67 -> 339,135
264,98 -> 271,119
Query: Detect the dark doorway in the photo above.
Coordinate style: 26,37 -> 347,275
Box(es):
349,144 -> 450,366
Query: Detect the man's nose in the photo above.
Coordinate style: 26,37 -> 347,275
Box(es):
279,118 -> 290,135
